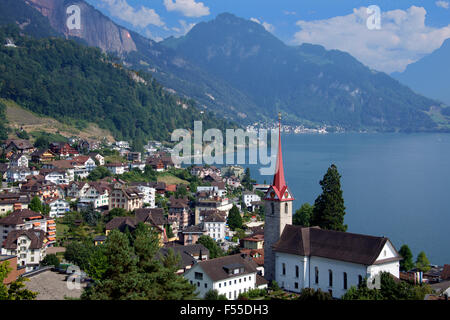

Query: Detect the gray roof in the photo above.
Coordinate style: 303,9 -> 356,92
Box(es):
159,244 -> 209,269
273,225 -> 401,266
193,254 -> 258,282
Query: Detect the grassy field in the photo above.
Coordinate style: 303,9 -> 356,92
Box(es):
2,98 -> 115,142
157,173 -> 189,185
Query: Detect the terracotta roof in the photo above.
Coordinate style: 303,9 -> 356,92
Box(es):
0,209 -> 44,225
193,254 -> 258,282
272,225 -> 399,266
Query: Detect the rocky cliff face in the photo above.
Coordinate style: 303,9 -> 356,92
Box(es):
26,0 -> 137,54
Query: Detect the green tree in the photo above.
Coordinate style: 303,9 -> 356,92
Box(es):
40,254 -> 60,267
311,164 -> 347,231
227,205 -> 243,231
398,244 -> 414,272
29,196 -> 42,213
297,288 -> 333,301
293,203 -> 313,227
241,168 -> 255,191
87,166 -> 111,181
0,261 -> 37,300
204,289 -> 227,300
196,235 -> 224,259
415,251 -> 431,273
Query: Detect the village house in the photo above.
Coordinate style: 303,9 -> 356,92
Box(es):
190,166 -> 222,179
45,198 -> 70,218
168,197 -> 190,235
40,168 -> 74,185
49,142 -> 79,158
127,152 -> 142,163
69,155 -> 97,178
194,196 -> 233,225
1,229 -> 47,272
242,191 -> 261,212
108,183 -> 144,211
106,208 -> 168,246
0,209 -> 56,247
77,182 -> 110,210
129,182 -> 156,208
30,149 -> 56,164
240,249 -> 265,276
88,152 -> 105,166
183,254 -> 268,300
20,179 -> 61,201
4,140 -> 35,155
129,162 -> 146,172
0,193 -> 30,216
6,167 -> 33,183
202,211 -> 227,241
105,163 -> 127,175
9,154 -> 29,168
179,224 -> 207,246
146,157 -> 165,172
240,232 -> 264,250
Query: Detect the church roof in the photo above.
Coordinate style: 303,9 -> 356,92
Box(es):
273,225 -> 401,266
265,114 -> 294,202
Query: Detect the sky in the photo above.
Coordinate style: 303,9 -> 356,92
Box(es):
84,0 -> 450,73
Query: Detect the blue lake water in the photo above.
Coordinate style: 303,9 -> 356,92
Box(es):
241,133 -> 450,266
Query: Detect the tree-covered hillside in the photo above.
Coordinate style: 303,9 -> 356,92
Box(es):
0,26 -> 236,145
0,101 -> 8,141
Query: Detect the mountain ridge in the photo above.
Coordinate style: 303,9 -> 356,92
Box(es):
1,1 -> 449,132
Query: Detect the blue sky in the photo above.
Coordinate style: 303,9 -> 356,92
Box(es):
84,0 -> 450,73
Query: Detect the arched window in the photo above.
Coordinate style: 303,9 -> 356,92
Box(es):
285,202 -> 289,214
271,203 -> 275,215
295,265 -> 299,278
343,272 -> 348,290
329,270 -> 333,287
315,267 -> 319,284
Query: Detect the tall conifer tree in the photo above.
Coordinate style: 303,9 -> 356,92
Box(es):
311,164 -> 347,231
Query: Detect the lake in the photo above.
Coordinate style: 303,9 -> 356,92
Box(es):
242,133 -> 450,266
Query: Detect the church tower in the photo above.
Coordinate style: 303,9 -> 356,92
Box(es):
263,113 -> 294,283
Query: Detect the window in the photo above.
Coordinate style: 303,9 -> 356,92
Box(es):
197,282 -> 200,287
294,282 -> 299,289
271,203 -> 274,215
219,283 -> 221,288
195,272 -> 203,280
282,263 -> 286,275
315,267 -> 319,284
358,275 -> 363,286
343,272 -> 348,290
295,265 -> 299,278
285,203 -> 288,214
329,270 -> 333,287
204,283 -> 208,289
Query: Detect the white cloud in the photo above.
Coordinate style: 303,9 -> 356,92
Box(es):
98,0 -> 164,28
436,1 -> 449,9
163,0 -> 210,18
250,17 -> 275,33
292,6 -> 450,73
283,10 -> 297,16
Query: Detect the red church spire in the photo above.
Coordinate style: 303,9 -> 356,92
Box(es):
273,112 -> 287,191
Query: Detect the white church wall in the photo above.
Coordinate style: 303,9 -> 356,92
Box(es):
275,252 -> 309,293
309,256 -> 368,298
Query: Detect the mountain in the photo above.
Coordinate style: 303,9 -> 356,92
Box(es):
1,1 -> 448,131
392,39 -> 450,106
0,25 -> 235,148
161,13 -> 445,131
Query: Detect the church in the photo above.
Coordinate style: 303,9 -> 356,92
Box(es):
263,114 -> 401,298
